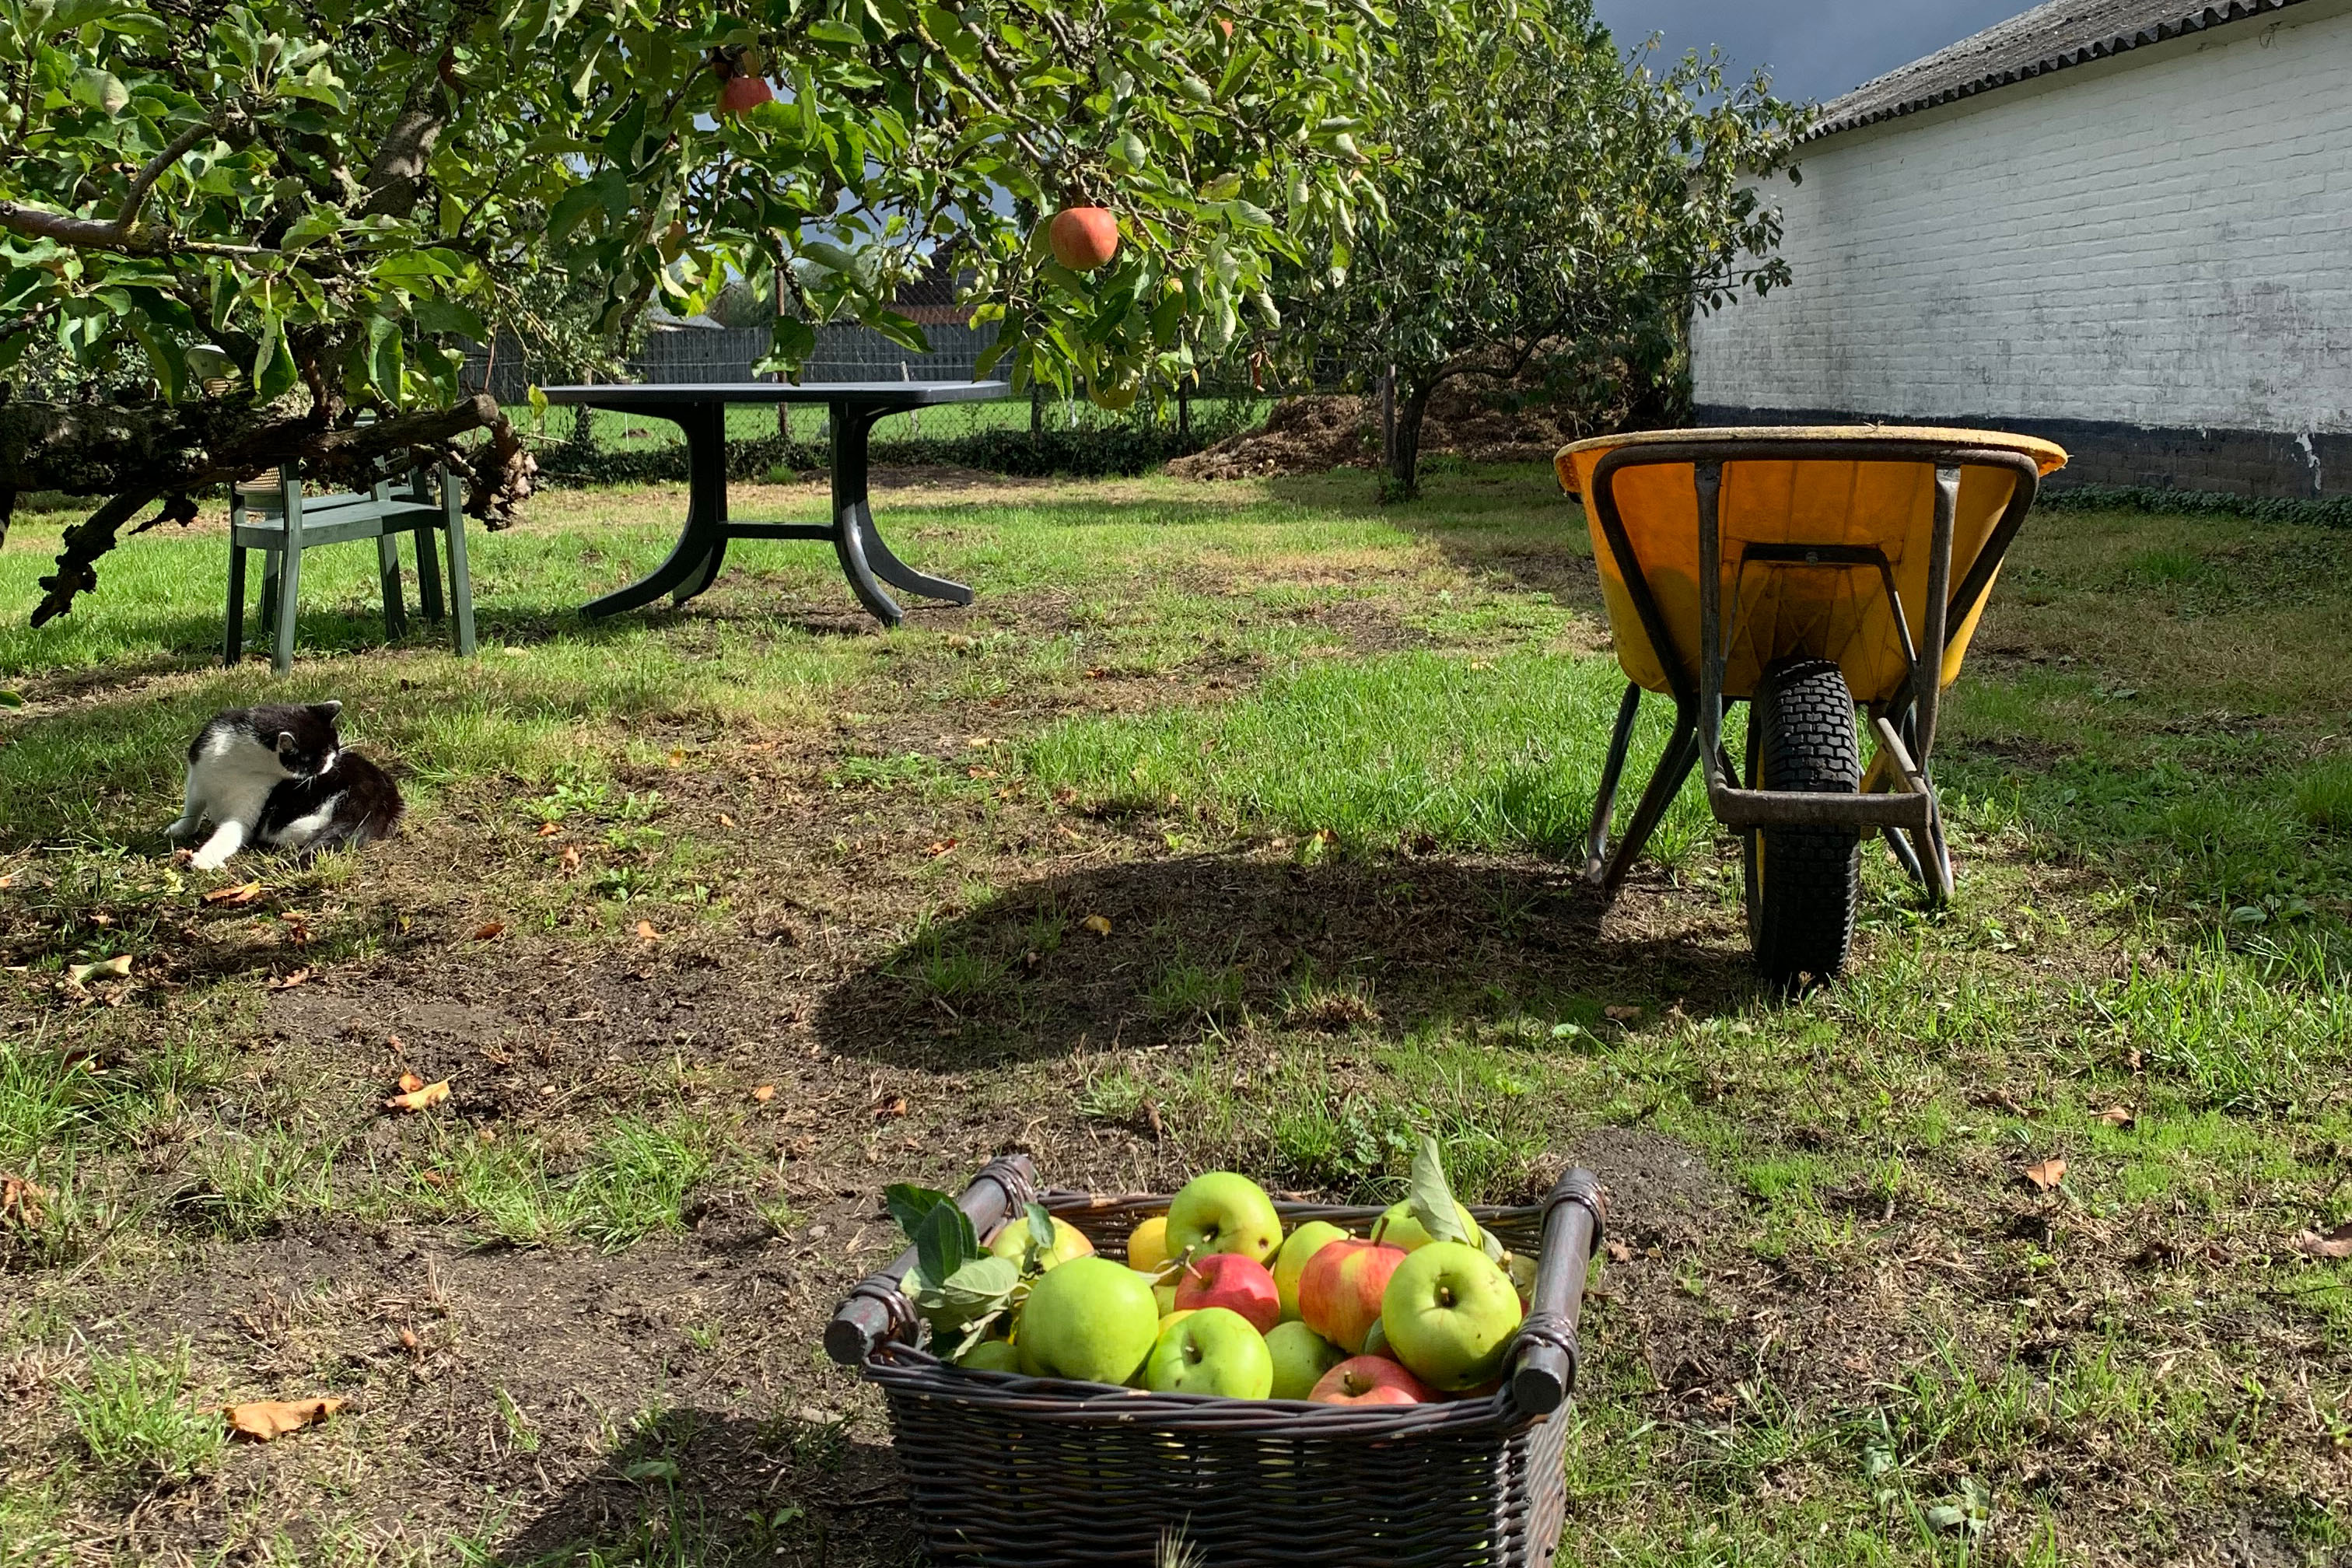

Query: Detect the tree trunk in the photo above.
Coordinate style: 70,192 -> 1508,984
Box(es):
1386,380 -> 1431,500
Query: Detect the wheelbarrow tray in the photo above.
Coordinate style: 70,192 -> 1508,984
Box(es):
1553,427 -> 2066,954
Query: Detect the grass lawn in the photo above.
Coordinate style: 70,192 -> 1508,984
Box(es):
0,460 -> 2347,1566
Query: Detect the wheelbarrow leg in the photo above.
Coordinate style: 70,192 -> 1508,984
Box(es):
1584,683 -> 1645,884
1598,702 -> 1700,896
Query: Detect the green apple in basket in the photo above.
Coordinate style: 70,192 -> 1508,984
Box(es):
1165,1171 -> 1283,1264
1017,1257 -> 1160,1384
985,1208 -> 1095,1272
1143,1306 -> 1274,1398
1265,1320 -> 1345,1400
1374,1139 -> 1524,1391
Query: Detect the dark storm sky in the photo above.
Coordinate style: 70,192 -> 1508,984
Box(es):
1588,0 -> 2036,104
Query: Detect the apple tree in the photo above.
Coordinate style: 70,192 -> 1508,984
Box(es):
0,0 -> 1380,622
1283,0 -> 1807,497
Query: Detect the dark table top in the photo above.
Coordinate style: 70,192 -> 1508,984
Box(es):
538,380 -> 1010,411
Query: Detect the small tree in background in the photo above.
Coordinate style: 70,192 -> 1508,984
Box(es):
1286,0 -> 1806,497
0,0 -> 1379,622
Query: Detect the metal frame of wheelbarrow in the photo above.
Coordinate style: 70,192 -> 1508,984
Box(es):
1580,437 -> 2044,906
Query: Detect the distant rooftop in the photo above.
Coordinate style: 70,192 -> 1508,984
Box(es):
1813,0 -> 2314,138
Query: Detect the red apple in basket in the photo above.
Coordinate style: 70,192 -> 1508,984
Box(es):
1310,1354 -> 1435,1406
1172,1251 -> 1280,1334
1297,1237 -> 1406,1354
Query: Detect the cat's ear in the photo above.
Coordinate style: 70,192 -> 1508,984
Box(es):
310,701 -> 343,723
274,730 -> 300,761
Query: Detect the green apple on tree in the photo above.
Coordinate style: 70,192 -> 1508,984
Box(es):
1143,1307 -> 1275,1398
1272,1220 -> 1350,1321
1265,1320 -> 1345,1400
1166,1171 -> 1283,1265
1015,1257 -> 1160,1385
1380,1241 -> 1524,1391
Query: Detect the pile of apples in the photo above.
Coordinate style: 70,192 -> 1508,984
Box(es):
929,1146 -> 1531,1405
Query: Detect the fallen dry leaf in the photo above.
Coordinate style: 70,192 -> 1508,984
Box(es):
0,1173 -> 48,1227
560,845 -> 582,873
536,822 -> 561,838
1604,1005 -> 1643,1024
1083,667 -> 1109,680
928,838 -> 959,858
1082,914 -> 1113,936
666,748 -> 686,767
266,968 -> 312,992
719,813 -> 737,828
204,881 -> 264,906
384,1078 -> 450,1113
2097,1105 -> 2136,1129
66,955 -> 133,984
1603,1237 -> 1635,1263
873,1095 -> 908,1118
2294,1223 -> 2352,1262
396,1071 -> 425,1094
635,920 -> 659,942
2021,1157 -> 2067,1192
751,1084 -> 777,1103
471,921 -> 506,941
966,767 -> 997,780
225,1397 -> 345,1442
1052,787 -> 1076,806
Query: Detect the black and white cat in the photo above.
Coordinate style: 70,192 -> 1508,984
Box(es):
166,702 -> 404,870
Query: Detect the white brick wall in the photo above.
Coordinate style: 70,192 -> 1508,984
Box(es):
1692,0 -> 2352,436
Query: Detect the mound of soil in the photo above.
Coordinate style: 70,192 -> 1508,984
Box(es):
1169,378 -> 1604,481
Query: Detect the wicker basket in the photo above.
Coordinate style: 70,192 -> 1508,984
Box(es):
826,1153 -> 1605,1568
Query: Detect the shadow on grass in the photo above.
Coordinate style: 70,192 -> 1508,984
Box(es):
495,1409 -> 917,1568
813,850 -> 1755,1071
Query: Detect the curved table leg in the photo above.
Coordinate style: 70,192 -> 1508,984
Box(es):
829,408 -> 904,626
583,401 -> 728,620
860,506 -> 973,606
674,535 -> 728,604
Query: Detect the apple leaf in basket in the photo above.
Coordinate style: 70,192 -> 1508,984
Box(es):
1023,1202 -> 1057,1263
914,1196 -> 978,1286
887,1182 -> 954,1241
1407,1135 -> 1473,1247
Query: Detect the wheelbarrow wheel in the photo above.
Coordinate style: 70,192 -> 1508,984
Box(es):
1743,658 -> 1863,985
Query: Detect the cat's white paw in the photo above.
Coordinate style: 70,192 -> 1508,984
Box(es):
190,845 -> 233,870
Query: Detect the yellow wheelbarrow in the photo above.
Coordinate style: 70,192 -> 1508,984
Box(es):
1555,427 -> 2068,982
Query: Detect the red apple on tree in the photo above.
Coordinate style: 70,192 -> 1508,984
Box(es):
1048,206 -> 1121,271
1173,1251 -> 1280,1334
1297,1237 -> 1407,1354
1310,1355 -> 1436,1406
719,74 -> 775,117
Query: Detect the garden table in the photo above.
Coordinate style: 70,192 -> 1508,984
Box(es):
538,380 -> 1008,625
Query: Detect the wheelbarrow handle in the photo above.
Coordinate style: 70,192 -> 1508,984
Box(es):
1507,1167 -> 1606,1416
824,1151 -> 1039,1366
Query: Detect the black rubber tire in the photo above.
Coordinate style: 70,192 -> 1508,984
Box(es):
1742,658 -> 1863,985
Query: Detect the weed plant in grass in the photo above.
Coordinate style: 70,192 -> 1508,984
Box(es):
61,1344 -> 223,1489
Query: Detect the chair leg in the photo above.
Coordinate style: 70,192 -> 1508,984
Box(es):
271,544 -> 302,675
443,495 -> 477,658
225,547 -> 248,667
414,524 -> 446,621
377,533 -> 408,639
259,552 -> 280,635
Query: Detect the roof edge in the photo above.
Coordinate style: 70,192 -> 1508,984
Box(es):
1806,0 -> 2315,143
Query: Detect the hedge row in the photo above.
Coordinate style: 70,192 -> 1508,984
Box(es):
2041,482 -> 2352,529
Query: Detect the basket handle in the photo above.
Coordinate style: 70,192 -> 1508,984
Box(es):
1507,1167 -> 1605,1417
824,1152 -> 1038,1367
